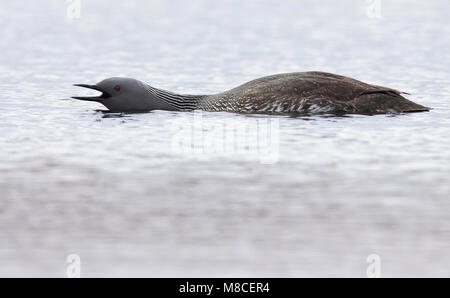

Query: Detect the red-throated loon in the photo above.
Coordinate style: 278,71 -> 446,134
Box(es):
73,72 -> 430,115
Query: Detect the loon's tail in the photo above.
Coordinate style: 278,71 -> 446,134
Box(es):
352,90 -> 430,114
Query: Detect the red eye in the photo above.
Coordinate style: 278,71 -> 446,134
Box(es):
114,85 -> 121,92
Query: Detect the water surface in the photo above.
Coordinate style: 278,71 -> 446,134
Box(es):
0,0 -> 449,277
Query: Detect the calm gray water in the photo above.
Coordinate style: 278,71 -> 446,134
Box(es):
0,0 -> 449,277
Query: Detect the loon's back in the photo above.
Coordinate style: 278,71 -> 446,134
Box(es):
198,72 -> 430,115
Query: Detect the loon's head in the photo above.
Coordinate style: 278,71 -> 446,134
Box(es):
73,77 -> 177,112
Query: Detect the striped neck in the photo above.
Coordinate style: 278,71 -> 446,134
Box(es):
148,86 -> 201,111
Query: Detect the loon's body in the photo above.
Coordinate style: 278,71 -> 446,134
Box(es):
73,72 -> 429,115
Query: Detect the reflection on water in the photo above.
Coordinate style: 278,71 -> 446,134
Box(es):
0,0 -> 449,277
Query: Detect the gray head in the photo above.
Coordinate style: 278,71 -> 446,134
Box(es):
73,77 -> 178,112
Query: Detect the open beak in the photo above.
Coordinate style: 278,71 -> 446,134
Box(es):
72,84 -> 111,102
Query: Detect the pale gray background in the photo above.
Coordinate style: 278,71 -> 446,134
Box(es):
0,0 -> 449,277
